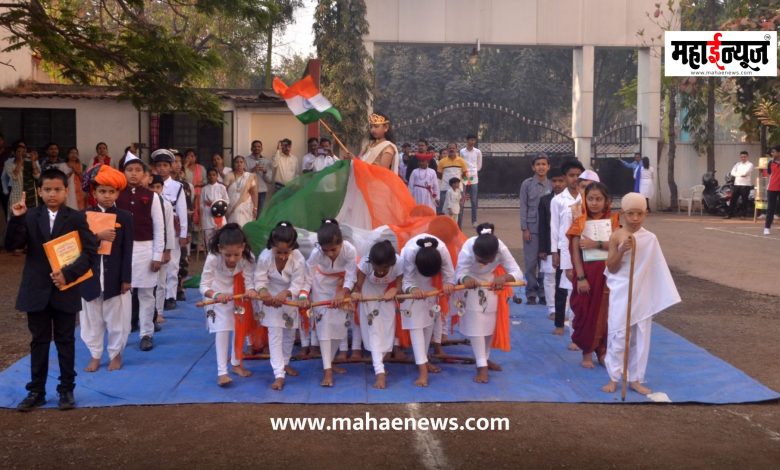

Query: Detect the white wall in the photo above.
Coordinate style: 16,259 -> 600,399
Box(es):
236,108 -> 307,160
365,0 -> 666,47
654,142 -> 763,209
0,97 -> 141,167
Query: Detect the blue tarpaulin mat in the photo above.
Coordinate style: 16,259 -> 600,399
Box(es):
1,289 -> 777,408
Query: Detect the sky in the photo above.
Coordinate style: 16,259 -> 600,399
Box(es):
273,0 -> 317,67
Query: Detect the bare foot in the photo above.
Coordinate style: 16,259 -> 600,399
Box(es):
284,365 -> 299,376
108,354 -> 122,371
567,342 -> 580,351
218,374 -> 233,387
473,366 -> 489,383
597,353 -> 606,367
487,360 -> 502,371
552,327 -> 564,336
335,351 -> 348,362
295,347 -> 310,360
349,350 -> 363,362
601,381 -> 617,393
373,373 -> 387,389
157,314 -> 166,324
392,347 -> 407,361
84,358 -> 100,372
271,377 -> 285,390
320,369 -> 334,387
630,381 -> 652,395
332,365 -> 347,374
581,354 -> 595,369
548,312 -> 555,320
231,365 -> 253,377
427,362 -> 441,373
432,343 -> 443,356
414,365 -> 429,387
309,346 -> 321,358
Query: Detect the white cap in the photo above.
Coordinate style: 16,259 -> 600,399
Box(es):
580,169 -> 600,183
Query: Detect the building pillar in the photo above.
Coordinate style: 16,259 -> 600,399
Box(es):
572,45 -> 594,166
638,47 -> 662,208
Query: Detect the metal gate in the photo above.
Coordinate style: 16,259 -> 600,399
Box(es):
394,102 -> 575,207
591,123 -> 642,197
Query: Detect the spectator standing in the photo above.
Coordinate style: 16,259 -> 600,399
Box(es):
725,150 -> 754,219
519,154 -> 552,305
460,134 -> 483,227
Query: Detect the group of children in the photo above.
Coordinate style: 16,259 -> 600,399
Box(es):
199,218 -> 522,390
7,151 -> 678,411
527,156 -> 680,395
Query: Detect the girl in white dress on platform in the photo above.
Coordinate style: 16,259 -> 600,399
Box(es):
302,219 -> 358,387
351,240 -> 403,390
455,223 -> 523,384
254,221 -> 307,391
399,234 -> 455,387
199,223 -> 257,387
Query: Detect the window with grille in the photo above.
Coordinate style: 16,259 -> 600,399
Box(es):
156,111 -> 233,166
0,108 -> 77,152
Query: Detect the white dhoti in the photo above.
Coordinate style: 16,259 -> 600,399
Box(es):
605,318 -> 653,383
80,292 -> 132,360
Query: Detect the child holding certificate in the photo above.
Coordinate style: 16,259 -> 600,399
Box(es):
5,168 -> 98,411
566,182 -> 619,369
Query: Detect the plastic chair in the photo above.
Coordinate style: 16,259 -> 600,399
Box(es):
678,184 -> 704,216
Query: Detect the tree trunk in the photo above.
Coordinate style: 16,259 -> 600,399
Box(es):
706,76 -> 716,172
264,26 -> 273,90
668,84 -> 679,210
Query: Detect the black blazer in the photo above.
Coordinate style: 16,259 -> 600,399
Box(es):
5,205 -> 98,313
80,206 -> 134,302
538,192 -> 555,256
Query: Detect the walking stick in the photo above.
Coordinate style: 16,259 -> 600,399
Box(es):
621,235 -> 637,402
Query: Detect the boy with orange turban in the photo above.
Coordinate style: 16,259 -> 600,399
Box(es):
79,164 -> 134,372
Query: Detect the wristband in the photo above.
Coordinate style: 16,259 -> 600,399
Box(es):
212,292 -> 221,300
577,276 -> 586,281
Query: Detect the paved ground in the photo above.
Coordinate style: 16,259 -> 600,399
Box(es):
0,209 -> 778,469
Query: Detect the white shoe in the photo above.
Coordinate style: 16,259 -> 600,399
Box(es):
764,228 -> 770,235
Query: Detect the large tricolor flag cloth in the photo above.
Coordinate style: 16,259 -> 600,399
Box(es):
273,76 -> 342,124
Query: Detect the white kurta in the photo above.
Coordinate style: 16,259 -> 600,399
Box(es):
454,237 -> 524,337
306,240 -> 358,341
604,228 -> 681,383
549,189 -> 581,290
200,183 -> 229,231
253,248 -> 306,329
199,253 -> 255,333
399,234 -> 455,330
130,193 -> 165,288
357,254 -> 403,354
408,168 -> 440,210
639,166 -> 655,199
227,172 -> 255,227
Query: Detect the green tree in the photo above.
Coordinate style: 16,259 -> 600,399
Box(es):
0,1 -> 281,121
273,52 -> 313,86
313,0 -> 372,151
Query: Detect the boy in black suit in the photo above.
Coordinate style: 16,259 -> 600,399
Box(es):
79,164 -> 134,372
5,168 -> 98,411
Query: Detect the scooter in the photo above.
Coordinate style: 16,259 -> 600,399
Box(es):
701,172 -> 729,216
721,174 -> 756,216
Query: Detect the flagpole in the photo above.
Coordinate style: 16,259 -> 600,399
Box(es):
318,119 -> 352,157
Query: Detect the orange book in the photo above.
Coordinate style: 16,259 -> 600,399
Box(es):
43,231 -> 93,291
86,211 -> 117,255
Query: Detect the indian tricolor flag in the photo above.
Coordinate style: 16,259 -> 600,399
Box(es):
273,76 -> 342,124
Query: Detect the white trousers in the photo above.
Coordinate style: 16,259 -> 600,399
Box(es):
339,321 -> 362,351
371,348 -> 386,375
320,338 -> 341,370
80,292 -> 131,360
469,335 -> 494,368
409,325 -> 434,365
166,243 -> 181,299
268,327 -> 295,379
137,287 -> 156,338
543,272 -> 557,314
154,265 -> 167,316
215,330 -> 240,376
605,319 -> 653,383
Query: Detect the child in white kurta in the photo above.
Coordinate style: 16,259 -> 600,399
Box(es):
351,240 -> 403,389
150,174 -> 175,325
455,224 -> 523,383
199,224 -> 257,386
201,169 -> 229,247
400,233 -> 455,387
253,221 -> 307,390
303,219 -> 357,387
408,158 -> 440,210
602,193 -> 680,396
